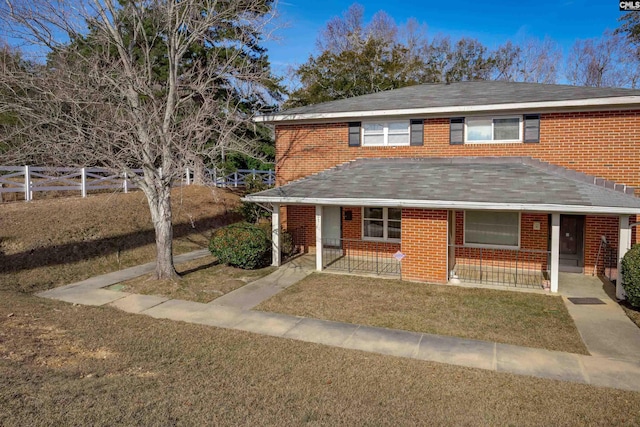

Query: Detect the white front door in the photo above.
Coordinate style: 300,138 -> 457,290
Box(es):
322,206 -> 341,246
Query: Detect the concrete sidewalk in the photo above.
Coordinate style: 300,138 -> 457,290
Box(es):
36,253 -> 640,393
560,273 -> 640,363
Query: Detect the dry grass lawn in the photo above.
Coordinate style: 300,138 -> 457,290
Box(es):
257,273 -> 589,354
2,291 -> 640,426
0,186 -> 240,293
116,255 -> 275,303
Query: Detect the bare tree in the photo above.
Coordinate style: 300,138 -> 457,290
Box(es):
566,31 -> 639,88
0,0 -> 281,279
491,37 -> 560,84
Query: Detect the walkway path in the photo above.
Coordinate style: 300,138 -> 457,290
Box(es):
559,273 -> 640,362
37,253 -> 640,393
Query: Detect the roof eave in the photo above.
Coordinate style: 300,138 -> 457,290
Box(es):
254,96 -> 640,123
243,195 -> 640,215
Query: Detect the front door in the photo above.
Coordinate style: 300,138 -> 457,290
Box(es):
559,215 -> 584,272
322,206 -> 342,248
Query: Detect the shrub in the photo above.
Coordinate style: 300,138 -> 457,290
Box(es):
621,244 -> 640,307
209,223 -> 270,269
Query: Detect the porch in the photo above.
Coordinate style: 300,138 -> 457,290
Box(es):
448,245 -> 550,290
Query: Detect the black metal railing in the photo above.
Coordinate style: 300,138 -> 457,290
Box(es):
602,244 -> 619,284
449,245 -> 550,289
322,238 -> 401,276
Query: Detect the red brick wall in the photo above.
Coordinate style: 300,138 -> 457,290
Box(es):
285,205 -> 315,252
585,216 -> 619,275
401,209 -> 448,283
275,111 -> 640,190
276,111 -> 640,247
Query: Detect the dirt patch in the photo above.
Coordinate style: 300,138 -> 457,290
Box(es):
622,302 -> 640,329
0,185 -> 240,293
257,273 -> 589,354
116,255 -> 276,303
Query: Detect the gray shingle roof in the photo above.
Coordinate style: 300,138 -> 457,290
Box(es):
246,157 -> 640,214
272,81 -> 640,117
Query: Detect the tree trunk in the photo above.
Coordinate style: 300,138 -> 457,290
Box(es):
146,184 -> 179,280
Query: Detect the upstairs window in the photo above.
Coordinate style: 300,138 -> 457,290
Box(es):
466,116 -> 522,143
362,121 -> 410,146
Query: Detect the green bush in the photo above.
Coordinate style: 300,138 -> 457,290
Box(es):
209,223 -> 270,269
621,244 -> 640,307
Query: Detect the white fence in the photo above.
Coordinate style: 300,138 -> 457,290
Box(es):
0,166 -> 275,201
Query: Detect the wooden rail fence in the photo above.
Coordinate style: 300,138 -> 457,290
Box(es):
0,166 -> 275,202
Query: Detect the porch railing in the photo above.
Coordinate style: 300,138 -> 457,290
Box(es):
322,238 -> 401,276
449,245 -> 550,289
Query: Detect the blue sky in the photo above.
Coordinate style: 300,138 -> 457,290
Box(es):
264,1 -> 627,79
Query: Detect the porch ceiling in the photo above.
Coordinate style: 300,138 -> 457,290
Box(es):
245,157 -> 640,214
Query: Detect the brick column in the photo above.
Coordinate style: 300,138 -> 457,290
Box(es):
401,209 -> 448,283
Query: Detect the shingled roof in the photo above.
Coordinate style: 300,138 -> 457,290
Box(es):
245,157 -> 640,214
257,81 -> 640,122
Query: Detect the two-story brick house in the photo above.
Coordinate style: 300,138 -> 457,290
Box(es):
246,81 -> 640,297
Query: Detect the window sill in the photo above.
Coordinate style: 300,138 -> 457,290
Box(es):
464,140 -> 522,145
462,243 -> 520,250
363,237 -> 402,244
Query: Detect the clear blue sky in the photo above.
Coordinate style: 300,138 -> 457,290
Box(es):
265,1 -> 627,79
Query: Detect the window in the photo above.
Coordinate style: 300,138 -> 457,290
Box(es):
363,207 -> 401,241
464,211 -> 520,248
466,116 -> 522,143
362,121 -> 410,146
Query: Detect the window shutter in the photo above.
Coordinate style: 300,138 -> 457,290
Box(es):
523,114 -> 540,143
410,119 -> 424,146
450,117 -> 464,145
348,122 -> 361,147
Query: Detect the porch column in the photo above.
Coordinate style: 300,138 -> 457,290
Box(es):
315,205 -> 323,271
617,215 -> 631,300
550,213 -> 560,293
271,203 -> 281,267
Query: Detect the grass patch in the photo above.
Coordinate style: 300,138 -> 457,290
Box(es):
115,255 -> 276,303
257,273 -> 588,354
2,291 -> 640,425
0,185 -> 240,293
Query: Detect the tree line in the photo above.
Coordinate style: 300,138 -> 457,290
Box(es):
285,4 -> 640,108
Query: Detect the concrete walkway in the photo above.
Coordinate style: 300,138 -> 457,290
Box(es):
560,273 -> 640,363
36,253 -> 640,393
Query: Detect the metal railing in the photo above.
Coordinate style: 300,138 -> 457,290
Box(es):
322,238 -> 401,276
449,245 -> 550,289
0,165 -> 275,201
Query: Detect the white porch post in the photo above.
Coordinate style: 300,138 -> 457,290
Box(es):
617,215 -> 631,300
315,205 -> 323,271
271,203 -> 281,267
550,213 -> 560,293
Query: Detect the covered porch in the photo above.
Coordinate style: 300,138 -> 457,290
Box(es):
245,157 -> 640,297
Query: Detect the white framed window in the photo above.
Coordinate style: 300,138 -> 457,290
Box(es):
362,121 -> 410,146
464,211 -> 520,249
465,116 -> 522,143
363,207 -> 401,242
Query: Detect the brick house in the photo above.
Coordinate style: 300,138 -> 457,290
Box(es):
245,81 -> 640,297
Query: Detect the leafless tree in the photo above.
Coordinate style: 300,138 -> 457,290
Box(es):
0,0 -> 280,279
492,38 -> 560,84
566,31 -> 639,88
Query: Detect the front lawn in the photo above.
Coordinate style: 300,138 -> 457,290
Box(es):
114,255 -> 275,303
2,290 -> 639,425
256,273 -> 588,354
